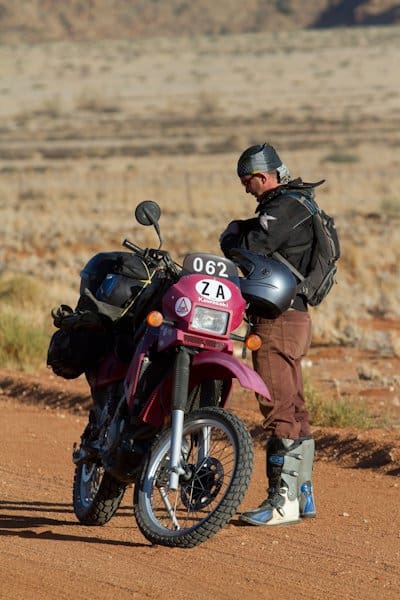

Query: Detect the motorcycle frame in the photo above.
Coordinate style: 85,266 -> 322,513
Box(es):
93,271 -> 271,491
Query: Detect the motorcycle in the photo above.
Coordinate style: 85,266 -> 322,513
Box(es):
52,201 -> 275,548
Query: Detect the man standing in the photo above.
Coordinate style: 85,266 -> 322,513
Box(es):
220,143 -> 321,526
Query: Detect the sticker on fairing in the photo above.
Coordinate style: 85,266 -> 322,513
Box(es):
195,279 -> 232,303
175,297 -> 192,317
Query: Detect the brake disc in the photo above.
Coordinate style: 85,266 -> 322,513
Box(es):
180,457 -> 224,510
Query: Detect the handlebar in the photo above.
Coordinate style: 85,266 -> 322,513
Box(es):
122,239 -> 145,255
122,238 -> 181,279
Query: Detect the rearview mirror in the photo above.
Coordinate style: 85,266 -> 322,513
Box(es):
135,201 -> 161,226
134,200 -> 163,248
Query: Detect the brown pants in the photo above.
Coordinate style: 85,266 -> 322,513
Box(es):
251,309 -> 312,440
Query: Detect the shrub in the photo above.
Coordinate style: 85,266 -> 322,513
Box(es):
323,152 -> 359,164
304,372 -> 371,428
276,0 -> 293,15
0,273 -> 55,371
0,311 -> 49,371
0,273 -> 48,311
380,197 -> 400,217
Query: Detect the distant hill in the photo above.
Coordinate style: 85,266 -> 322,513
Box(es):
1,0 -> 400,43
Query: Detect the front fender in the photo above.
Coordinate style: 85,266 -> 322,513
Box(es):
191,351 -> 271,400
138,350 -> 271,428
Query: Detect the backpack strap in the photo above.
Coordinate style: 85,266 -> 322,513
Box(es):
286,192 -> 318,216
272,251 -> 305,282
271,191 -> 316,277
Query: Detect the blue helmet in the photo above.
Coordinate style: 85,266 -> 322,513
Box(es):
229,249 -> 297,318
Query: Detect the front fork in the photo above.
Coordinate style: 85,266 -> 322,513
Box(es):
168,346 -> 191,490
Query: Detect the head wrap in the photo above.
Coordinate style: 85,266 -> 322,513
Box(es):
237,143 -> 290,183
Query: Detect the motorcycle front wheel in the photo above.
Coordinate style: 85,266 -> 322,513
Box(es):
133,407 -> 253,548
73,461 -> 126,525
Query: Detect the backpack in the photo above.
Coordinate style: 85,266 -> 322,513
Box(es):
273,193 -> 340,306
47,305 -> 113,379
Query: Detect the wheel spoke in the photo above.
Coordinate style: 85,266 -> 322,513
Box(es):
158,486 -> 181,530
134,407 -> 253,547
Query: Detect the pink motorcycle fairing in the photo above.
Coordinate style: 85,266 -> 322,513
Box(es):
138,350 -> 271,428
162,273 -> 246,336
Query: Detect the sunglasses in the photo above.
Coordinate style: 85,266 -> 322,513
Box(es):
240,173 -> 260,186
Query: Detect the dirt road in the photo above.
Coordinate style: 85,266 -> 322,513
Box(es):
1,369 -> 400,600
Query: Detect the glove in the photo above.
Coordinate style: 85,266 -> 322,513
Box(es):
51,304 -> 74,328
219,220 -> 241,244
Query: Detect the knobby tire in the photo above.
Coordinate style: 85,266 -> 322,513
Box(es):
73,462 -> 126,525
133,407 -> 254,548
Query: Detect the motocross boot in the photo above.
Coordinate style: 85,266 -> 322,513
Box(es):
298,437 -> 316,518
239,438 -> 302,526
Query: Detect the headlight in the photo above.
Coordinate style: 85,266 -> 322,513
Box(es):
191,306 -> 229,335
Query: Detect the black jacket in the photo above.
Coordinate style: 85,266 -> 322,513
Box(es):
220,179 -> 322,311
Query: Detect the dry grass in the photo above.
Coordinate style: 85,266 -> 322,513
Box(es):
1,26 -> 399,352
2,1 -> 400,44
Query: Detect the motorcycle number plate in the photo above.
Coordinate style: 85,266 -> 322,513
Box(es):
183,253 -> 238,279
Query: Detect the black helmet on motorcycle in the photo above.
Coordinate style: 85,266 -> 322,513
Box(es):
229,249 -> 297,318
96,273 -> 145,308
80,252 -> 149,296
237,143 -> 291,184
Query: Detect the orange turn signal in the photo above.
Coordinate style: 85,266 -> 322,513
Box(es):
245,333 -> 262,351
146,311 -> 164,327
